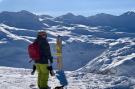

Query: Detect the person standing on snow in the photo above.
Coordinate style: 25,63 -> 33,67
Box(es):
34,31 -> 53,89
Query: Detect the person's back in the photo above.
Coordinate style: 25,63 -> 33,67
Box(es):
35,35 -> 53,64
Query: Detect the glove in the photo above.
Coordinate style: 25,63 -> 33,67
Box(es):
47,66 -> 55,76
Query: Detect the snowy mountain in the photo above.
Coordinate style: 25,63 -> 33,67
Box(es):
55,12 -> 135,32
0,10 -> 135,32
79,37 -> 135,77
55,13 -> 88,25
0,10 -> 45,30
0,10 -> 135,89
0,22 -> 135,74
0,24 -> 107,70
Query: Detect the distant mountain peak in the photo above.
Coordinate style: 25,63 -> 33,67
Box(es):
94,13 -> 115,17
88,13 -> 115,19
62,13 -> 75,17
39,15 -> 53,19
18,10 -> 35,15
121,11 -> 135,16
0,10 -> 35,16
55,13 -> 76,20
19,10 -> 30,13
0,11 -> 13,14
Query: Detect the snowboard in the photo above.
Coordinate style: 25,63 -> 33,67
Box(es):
56,35 -> 63,70
54,85 -> 64,89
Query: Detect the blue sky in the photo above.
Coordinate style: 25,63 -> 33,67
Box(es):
0,0 -> 135,16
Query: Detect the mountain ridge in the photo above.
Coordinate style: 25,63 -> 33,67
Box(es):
0,10 -> 135,32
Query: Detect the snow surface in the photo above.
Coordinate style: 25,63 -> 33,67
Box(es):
0,66 -> 135,89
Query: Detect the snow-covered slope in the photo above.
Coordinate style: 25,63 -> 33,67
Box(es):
0,66 -> 135,89
0,22 -> 135,76
0,11 -> 135,89
79,37 -> 135,76
0,24 -> 107,70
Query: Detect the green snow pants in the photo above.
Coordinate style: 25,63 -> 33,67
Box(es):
35,63 -> 49,88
